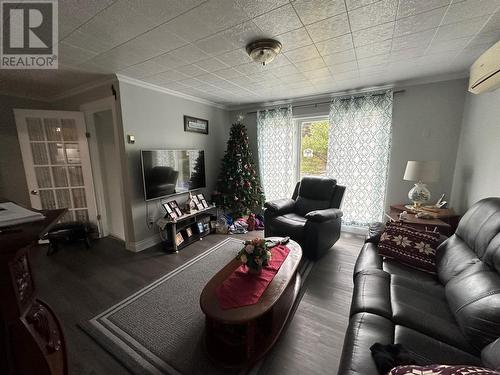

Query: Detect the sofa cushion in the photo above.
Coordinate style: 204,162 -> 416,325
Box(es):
436,235 -> 481,284
482,339 -> 500,371
337,313 -> 395,375
383,259 -> 438,284
394,326 -> 482,366
390,275 -> 476,354
378,222 -> 441,273
294,177 -> 336,216
297,176 -> 336,200
455,198 -> 500,274
351,270 -> 392,319
270,213 -> 307,242
445,268 -> 500,350
294,196 -> 330,217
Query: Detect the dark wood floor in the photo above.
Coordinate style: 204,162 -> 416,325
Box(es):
29,231 -> 364,375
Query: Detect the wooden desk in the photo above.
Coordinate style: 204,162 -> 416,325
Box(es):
387,204 -> 458,235
200,238 -> 302,369
0,204 -> 68,375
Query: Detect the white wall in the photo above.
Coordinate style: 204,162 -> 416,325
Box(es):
451,89 -> 500,213
387,79 -> 466,206
232,79 -> 467,209
117,80 -> 231,250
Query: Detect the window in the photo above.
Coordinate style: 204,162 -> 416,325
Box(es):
257,91 -> 393,227
297,117 -> 329,179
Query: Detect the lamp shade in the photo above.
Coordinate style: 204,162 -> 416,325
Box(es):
403,161 -> 440,183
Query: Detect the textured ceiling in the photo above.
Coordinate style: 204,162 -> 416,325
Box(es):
1,0 -> 499,105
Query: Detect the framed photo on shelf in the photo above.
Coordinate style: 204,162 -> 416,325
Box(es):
168,212 -> 177,221
162,202 -> 173,214
175,232 -> 184,246
184,115 -> 208,134
192,195 -> 200,204
168,200 -> 183,218
201,199 -> 209,209
197,222 -> 204,233
186,227 -> 193,237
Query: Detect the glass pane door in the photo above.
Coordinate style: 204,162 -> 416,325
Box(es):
298,118 -> 329,179
15,110 -> 97,225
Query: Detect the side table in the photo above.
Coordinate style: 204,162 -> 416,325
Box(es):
387,204 -> 459,236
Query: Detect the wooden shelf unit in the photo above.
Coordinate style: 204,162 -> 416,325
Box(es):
162,205 -> 217,252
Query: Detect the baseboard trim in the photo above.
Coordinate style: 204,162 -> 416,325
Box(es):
126,233 -> 162,252
342,225 -> 368,235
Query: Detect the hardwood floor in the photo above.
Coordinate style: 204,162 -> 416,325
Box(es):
29,231 -> 364,375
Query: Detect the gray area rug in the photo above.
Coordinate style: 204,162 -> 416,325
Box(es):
81,238 -> 312,375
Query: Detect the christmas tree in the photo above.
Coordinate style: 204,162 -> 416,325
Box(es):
213,120 -> 264,216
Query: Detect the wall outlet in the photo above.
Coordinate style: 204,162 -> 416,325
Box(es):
148,216 -> 155,225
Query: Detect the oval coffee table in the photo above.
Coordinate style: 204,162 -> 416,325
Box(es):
199,237 -> 303,368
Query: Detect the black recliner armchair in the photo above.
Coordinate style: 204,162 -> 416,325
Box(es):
264,177 -> 346,260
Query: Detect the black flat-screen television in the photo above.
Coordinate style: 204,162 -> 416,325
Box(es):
141,149 -> 206,201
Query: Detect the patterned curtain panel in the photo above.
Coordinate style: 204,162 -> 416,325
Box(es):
257,105 -> 295,202
326,91 -> 393,226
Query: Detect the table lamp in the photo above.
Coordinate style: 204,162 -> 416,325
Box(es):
403,161 -> 440,209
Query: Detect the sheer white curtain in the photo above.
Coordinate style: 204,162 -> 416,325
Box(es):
257,105 -> 295,202
326,91 -> 393,226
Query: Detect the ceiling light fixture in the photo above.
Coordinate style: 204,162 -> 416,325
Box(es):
246,39 -> 282,66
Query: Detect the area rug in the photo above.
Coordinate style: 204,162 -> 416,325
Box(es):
80,238 -> 313,375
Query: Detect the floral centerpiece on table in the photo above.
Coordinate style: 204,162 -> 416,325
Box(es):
237,238 -> 272,274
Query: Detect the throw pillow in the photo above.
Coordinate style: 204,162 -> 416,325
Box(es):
377,221 -> 441,273
389,364 -> 500,375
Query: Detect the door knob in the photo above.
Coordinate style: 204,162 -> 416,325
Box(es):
30,189 -> 38,195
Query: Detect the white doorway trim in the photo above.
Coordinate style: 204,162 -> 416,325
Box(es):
80,97 -> 126,241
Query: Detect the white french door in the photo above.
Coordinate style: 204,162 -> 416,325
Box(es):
14,109 -> 98,225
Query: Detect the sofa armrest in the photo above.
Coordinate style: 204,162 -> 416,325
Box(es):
264,198 -> 295,214
365,222 -> 386,244
305,208 -> 343,222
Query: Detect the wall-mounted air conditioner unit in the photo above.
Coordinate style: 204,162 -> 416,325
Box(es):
469,40 -> 500,94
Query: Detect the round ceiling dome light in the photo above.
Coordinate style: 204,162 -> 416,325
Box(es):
246,39 -> 282,66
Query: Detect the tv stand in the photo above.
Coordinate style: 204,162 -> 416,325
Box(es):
161,205 -> 217,253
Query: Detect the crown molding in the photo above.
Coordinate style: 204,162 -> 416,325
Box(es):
47,75 -> 117,102
227,71 -> 470,111
0,75 -> 117,103
394,70 -> 469,89
0,70 -> 469,110
115,74 -> 228,110
0,90 -> 52,103
227,84 -> 396,112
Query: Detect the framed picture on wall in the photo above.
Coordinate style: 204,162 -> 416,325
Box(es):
184,115 -> 208,134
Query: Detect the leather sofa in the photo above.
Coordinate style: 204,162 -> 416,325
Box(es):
338,197 -> 500,374
264,176 -> 345,260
